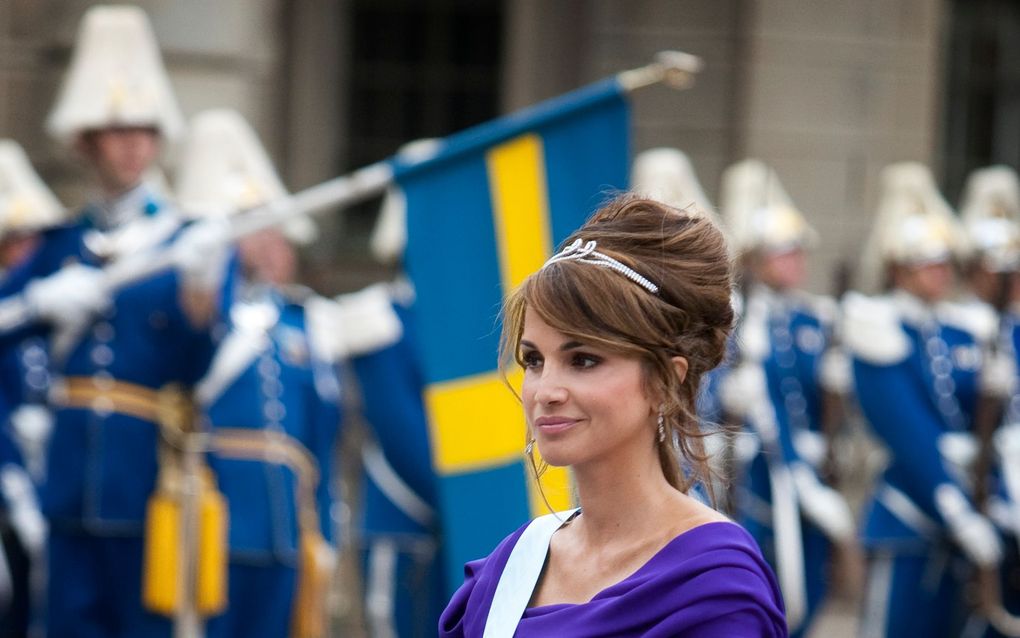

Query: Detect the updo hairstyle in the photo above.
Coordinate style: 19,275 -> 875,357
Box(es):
500,194 -> 735,494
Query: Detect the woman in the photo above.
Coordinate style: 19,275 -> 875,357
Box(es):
439,195 -> 787,636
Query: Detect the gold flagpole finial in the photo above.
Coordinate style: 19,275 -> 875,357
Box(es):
617,50 -> 704,93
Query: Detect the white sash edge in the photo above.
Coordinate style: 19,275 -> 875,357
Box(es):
482,509 -> 579,638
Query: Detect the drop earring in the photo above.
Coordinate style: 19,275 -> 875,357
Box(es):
657,411 -> 666,443
525,438 -> 534,456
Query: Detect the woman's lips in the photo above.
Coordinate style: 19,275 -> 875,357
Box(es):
534,416 -> 580,434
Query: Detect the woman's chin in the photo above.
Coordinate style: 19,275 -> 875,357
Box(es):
533,442 -> 582,469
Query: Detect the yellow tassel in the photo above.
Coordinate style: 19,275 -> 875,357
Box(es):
142,491 -> 180,616
291,531 -> 335,638
197,481 -> 229,615
142,467 -> 230,618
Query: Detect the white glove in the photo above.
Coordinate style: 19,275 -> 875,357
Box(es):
819,348 -> 853,395
315,284 -> 403,359
9,405 -> 53,481
170,218 -> 232,293
793,430 -> 827,470
987,495 -> 1020,537
718,363 -> 767,420
791,462 -> 855,542
935,483 -> 1002,567
0,464 -> 46,557
981,350 -> 1017,399
25,264 -> 109,329
732,430 -> 761,465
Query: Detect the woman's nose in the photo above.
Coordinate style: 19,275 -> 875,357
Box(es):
533,367 -> 568,405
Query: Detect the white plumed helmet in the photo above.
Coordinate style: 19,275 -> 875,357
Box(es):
959,165 -> 1020,272
629,147 -> 730,246
630,148 -> 713,213
857,162 -> 964,292
719,159 -> 817,256
174,109 -> 315,244
46,5 -> 184,146
0,140 -> 66,239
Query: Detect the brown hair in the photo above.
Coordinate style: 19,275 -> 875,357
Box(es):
500,194 -> 734,496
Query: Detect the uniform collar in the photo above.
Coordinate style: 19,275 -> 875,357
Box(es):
85,182 -> 161,231
890,289 -> 937,327
231,289 -> 281,334
749,283 -> 803,317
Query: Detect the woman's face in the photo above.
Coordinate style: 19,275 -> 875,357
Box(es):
519,311 -> 656,470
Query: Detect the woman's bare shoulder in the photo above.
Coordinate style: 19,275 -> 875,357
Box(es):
667,492 -> 731,537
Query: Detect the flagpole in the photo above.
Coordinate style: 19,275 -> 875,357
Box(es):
616,50 -> 704,92
0,51 -> 699,335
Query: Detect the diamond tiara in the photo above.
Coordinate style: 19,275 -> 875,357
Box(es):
542,238 -> 659,294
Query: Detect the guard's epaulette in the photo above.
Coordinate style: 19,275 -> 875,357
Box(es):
305,283 -> 403,362
804,293 -> 839,327
937,299 -> 998,344
841,292 -> 910,365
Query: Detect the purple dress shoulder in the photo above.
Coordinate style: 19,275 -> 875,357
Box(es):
439,520 -> 788,637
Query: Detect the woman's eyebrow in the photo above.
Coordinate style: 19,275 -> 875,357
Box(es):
519,340 -> 584,351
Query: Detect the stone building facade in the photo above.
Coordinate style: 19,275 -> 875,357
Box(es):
0,0 -> 1013,293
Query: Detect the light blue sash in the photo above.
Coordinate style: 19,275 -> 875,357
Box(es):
482,509 -> 579,638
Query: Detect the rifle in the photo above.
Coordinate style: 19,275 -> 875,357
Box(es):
819,260 -> 866,601
820,260 -> 851,486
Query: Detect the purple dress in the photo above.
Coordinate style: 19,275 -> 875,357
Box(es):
440,520 -> 788,637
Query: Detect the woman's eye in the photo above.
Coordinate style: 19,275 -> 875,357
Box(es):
520,351 -> 542,369
572,353 -> 601,369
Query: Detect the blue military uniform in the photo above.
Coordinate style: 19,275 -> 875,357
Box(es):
0,334 -> 49,637
0,184 -> 225,637
983,307 -> 1020,638
847,290 -> 996,637
731,285 -> 848,638
198,286 -> 342,638
350,284 -> 445,638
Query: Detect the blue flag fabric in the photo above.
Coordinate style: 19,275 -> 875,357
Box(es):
394,77 -> 630,592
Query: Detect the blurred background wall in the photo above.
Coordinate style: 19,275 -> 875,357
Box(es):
0,0 -> 1017,294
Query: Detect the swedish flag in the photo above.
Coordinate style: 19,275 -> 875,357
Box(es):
395,77 -> 630,591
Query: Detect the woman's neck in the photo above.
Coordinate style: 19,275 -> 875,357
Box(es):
570,446 -> 679,547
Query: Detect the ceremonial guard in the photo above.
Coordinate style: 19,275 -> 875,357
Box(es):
718,159 -> 855,637
960,167 -> 1020,311
354,139 -> 447,637
959,165 -> 1020,636
0,140 -> 62,636
847,163 -> 1003,637
176,109 -> 406,637
0,6 -> 232,636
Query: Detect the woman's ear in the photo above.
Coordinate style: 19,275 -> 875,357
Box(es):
671,355 -> 689,384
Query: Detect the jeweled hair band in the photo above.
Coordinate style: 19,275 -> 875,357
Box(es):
542,238 -> 659,294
